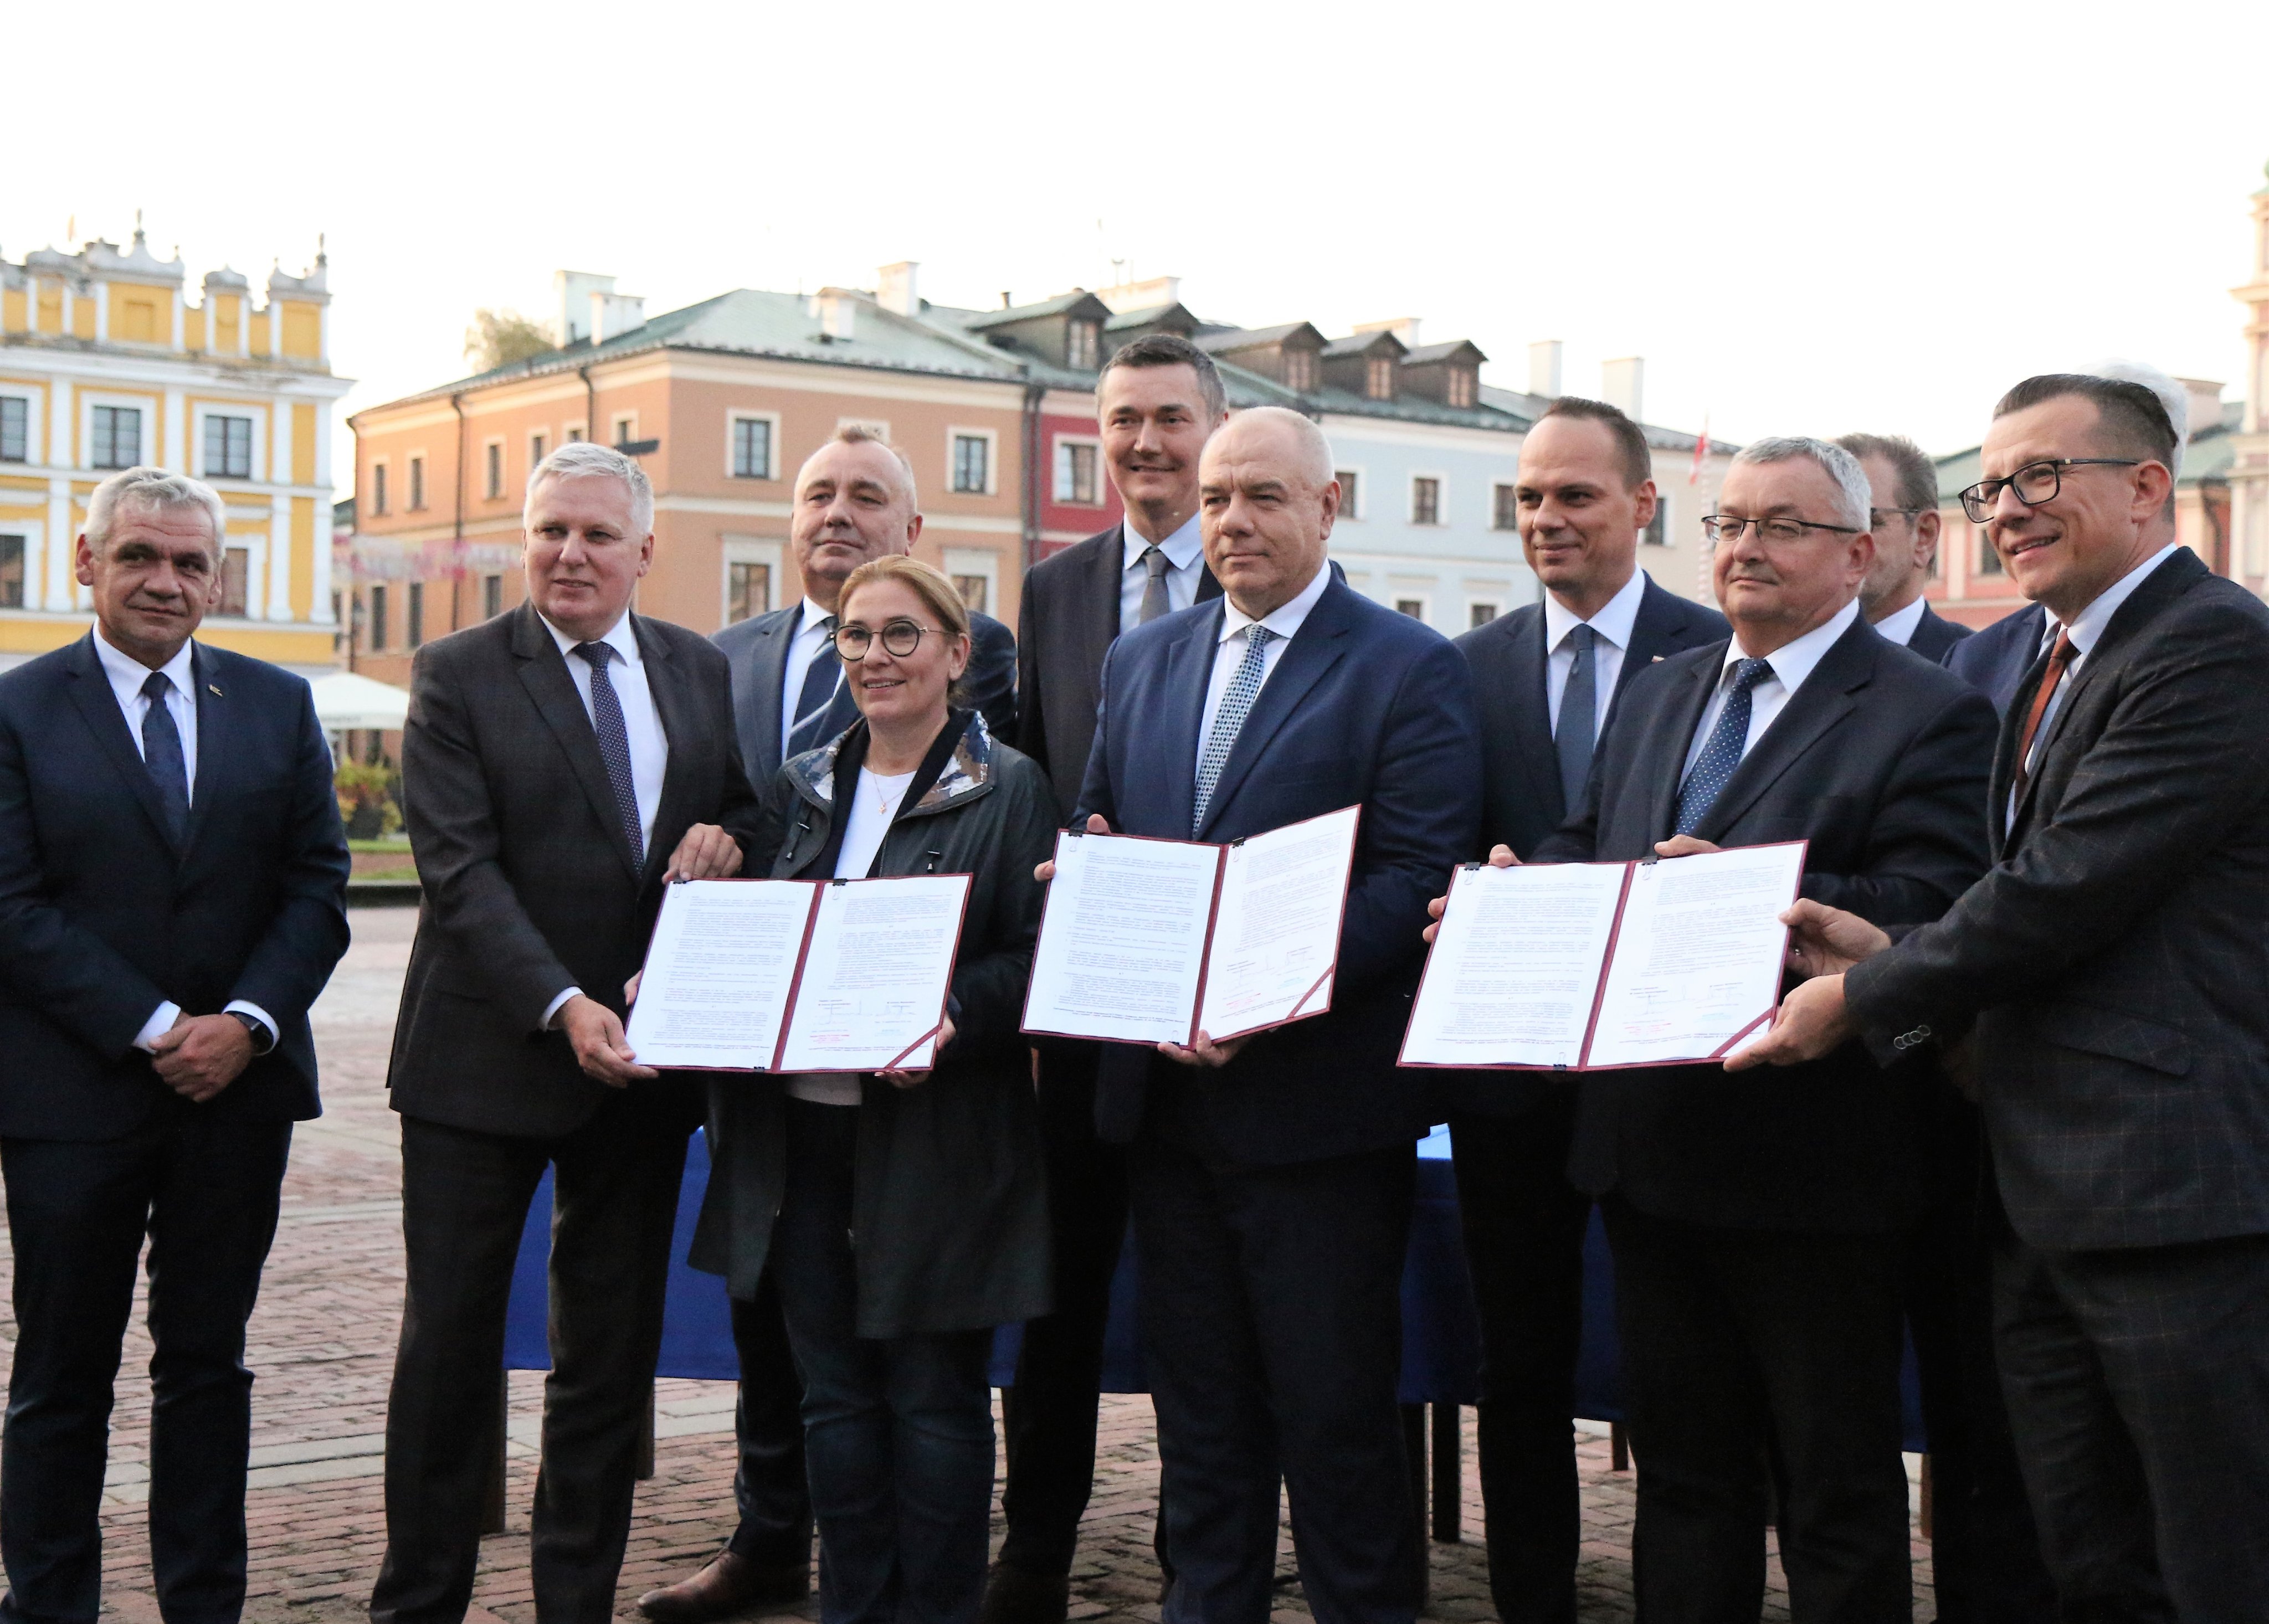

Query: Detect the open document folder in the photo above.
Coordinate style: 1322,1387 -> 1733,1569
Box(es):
1399,841 -> 1806,1071
624,875 -> 972,1073
1021,805 -> 1362,1049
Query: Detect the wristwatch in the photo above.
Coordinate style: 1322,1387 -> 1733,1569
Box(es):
229,1010 -> 277,1056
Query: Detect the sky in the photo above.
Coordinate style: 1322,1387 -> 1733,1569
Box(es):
12,0 -> 2269,498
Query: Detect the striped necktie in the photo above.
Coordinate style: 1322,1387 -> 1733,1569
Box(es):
572,641 -> 645,867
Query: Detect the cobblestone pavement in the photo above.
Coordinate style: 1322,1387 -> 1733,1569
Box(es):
0,908 -> 1939,1623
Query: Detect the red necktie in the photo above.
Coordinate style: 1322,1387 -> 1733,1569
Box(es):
2011,630 -> 2075,807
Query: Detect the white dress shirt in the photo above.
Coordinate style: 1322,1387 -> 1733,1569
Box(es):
778,597 -> 846,750
1195,561 -> 1333,777
1871,596 -> 1929,649
538,608 -> 671,1030
1120,512 -> 1207,634
1542,568 -> 1648,737
1682,598 -> 1861,779
96,627 -> 280,1054
787,764 -> 920,1108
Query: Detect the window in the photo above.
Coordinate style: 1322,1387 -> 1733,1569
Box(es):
1976,526 -> 2003,577
219,547 -> 249,616
91,405 -> 142,470
1469,602 -> 1500,630
371,462 -> 389,516
1054,440 -> 1100,505
1395,598 -> 1428,619
483,574 -> 503,619
407,582 -> 425,647
408,456 -> 426,510
1644,496 -> 1669,547
951,434 -> 990,495
1492,483 -> 1518,532
954,574 -> 989,614
1446,367 -> 1477,409
0,398 -> 26,462
732,417 -> 774,480
1367,356 -> 1394,401
1285,350 -> 1316,393
204,415 -> 253,480
612,414 -> 637,449
1411,477 -> 1441,526
0,535 -> 23,608
727,562 -> 772,625
485,442 -> 504,500
1066,320 -> 1100,369
530,432 -> 548,468
566,425 -> 584,443
368,585 -> 388,650
1336,469 -> 1361,517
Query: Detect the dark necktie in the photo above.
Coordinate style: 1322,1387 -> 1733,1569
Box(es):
1556,624 -> 1599,811
2011,630 -> 2076,808
571,642 -> 645,867
786,617 -> 846,757
140,671 -> 190,843
1675,657 -> 1774,837
1193,628 -> 1274,833
1138,546 -> 1172,625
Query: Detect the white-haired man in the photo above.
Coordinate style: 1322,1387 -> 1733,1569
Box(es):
371,444 -> 767,1624
0,468 -> 351,1624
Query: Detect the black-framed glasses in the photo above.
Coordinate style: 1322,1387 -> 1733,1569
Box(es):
1958,459 -> 2139,523
1701,514 -> 1864,546
833,618 -> 944,660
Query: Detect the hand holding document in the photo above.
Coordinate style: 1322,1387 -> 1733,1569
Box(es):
1400,841 -> 1806,1070
625,875 -> 971,1072
1022,805 -> 1361,1047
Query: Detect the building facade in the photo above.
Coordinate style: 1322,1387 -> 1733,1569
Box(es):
0,224 -> 350,672
2230,163 -> 2269,593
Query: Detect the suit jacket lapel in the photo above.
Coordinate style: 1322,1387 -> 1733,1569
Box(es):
181,646 -> 232,855
739,609 -> 794,778
512,604 -> 641,881
1194,584 -> 1353,840
1154,603 -> 1220,837
1081,528 -> 1125,684
1649,650 -> 1724,842
1505,608 -> 1562,823
637,616 -> 692,886
62,634 -> 181,854
1692,621 -> 1870,842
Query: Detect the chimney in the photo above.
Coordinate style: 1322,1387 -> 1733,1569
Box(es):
554,269 -> 614,346
1601,357 -> 1644,422
810,289 -> 856,342
1355,317 -> 1422,348
1528,340 -> 1563,398
878,261 -> 920,317
2176,377 -> 2223,441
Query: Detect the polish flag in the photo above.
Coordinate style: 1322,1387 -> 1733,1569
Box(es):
1688,415 -> 1711,485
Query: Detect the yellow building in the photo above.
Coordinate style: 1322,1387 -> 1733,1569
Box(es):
0,222 -> 352,672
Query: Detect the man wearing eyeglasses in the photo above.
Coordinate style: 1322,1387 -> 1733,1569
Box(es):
1834,434 -> 1970,661
1458,436 -> 1996,1620
1738,374 -> 2269,1622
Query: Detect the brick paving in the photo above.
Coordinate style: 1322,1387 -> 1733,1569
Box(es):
0,908 -> 1941,1624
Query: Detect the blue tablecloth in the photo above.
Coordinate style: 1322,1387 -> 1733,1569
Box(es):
505,1124 -> 1926,1450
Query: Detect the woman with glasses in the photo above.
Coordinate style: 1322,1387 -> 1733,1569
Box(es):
690,555 -> 1056,1624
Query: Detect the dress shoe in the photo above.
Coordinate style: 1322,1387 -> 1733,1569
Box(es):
637,1550 -> 810,1622
978,1561 -> 1070,1624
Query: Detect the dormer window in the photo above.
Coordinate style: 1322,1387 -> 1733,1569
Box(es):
1446,367 -> 1477,408
1367,356 -> 1394,401
1066,320 -> 1100,369
1285,350 -> 1316,392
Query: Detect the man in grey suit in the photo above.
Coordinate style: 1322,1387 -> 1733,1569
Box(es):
372,444 -> 766,1624
1743,374 -> 2269,1622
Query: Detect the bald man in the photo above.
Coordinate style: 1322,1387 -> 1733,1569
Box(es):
1064,409 -> 1481,1624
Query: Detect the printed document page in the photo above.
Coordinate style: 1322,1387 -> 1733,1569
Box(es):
1196,805 -> 1362,1042
1584,842 -> 1805,1068
1022,832 -> 1223,1044
624,881 -> 816,1069
1400,860 -> 1629,1067
775,875 -> 971,1073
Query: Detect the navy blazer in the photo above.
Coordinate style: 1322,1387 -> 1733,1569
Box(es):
715,600 -> 1018,790
0,635 -> 351,1139
1074,574 -> 1481,1165
1902,601 -> 1974,663
1944,601 -> 2047,715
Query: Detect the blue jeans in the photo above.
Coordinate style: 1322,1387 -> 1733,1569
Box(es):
771,1101 -> 995,1624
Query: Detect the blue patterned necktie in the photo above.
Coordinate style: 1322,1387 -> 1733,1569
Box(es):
1193,626 -> 1275,833
1556,624 -> 1598,811
140,671 -> 190,843
572,642 -> 645,867
1674,656 -> 1774,837
787,616 -> 847,756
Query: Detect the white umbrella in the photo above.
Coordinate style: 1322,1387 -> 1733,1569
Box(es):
309,670 -> 412,732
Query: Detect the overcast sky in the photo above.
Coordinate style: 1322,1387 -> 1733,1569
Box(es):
14,0 -> 2269,496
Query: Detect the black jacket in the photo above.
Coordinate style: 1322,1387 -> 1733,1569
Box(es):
1536,613 -> 1996,1232
1850,550 -> 2269,1251
691,711 -> 1057,1335
1901,601 -> 1974,662
1944,602 -> 2047,713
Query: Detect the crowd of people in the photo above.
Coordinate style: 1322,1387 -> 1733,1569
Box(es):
1,331 -> 2263,1624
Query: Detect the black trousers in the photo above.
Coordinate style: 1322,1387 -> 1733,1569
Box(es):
1600,1199 -> 1912,1624
1445,1102 -> 1591,1624
369,1094 -> 691,1624
1994,1228 -> 2269,1624
0,1107 -> 292,1624
1901,1089 -> 2053,1624
722,1273 -> 812,1568
1129,1112 -> 1419,1624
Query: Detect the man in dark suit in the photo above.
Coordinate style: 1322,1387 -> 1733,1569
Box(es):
1474,435 -> 1997,1620
1836,433 -> 1972,661
0,467 -> 350,1624
371,444 -> 766,1624
1742,374 -> 2269,1621
1944,602 -> 2045,711
987,335 -> 1226,1624
1447,395 -> 1725,1624
1060,407 -> 1480,1624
